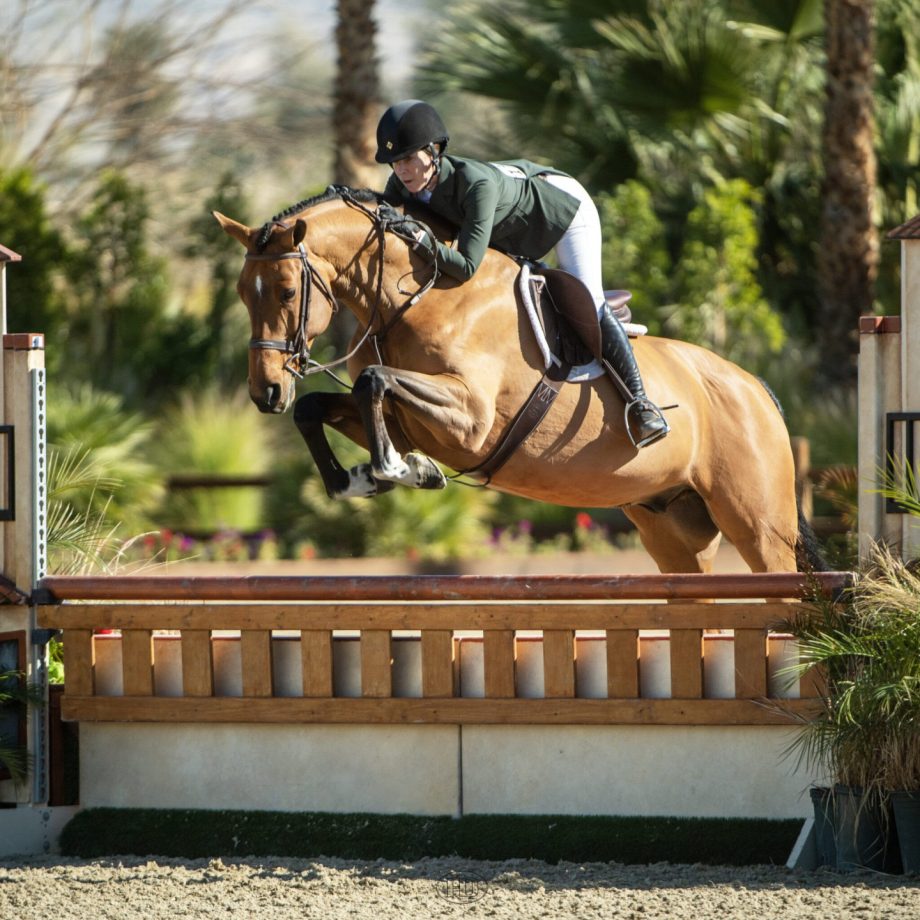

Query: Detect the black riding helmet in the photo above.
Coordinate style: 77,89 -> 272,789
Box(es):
375,100 -> 449,164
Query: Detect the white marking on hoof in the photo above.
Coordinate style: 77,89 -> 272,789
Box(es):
331,464 -> 379,499
374,451 -> 446,489
407,452 -> 447,490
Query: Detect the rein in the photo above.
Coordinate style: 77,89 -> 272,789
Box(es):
245,188 -> 438,381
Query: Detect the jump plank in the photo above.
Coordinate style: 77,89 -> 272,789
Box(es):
38,601 -> 799,632
60,695 -> 821,726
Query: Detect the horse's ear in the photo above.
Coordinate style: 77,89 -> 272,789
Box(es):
293,219 -> 307,247
213,210 -> 252,248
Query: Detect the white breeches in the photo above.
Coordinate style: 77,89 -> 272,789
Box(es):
543,173 -> 606,315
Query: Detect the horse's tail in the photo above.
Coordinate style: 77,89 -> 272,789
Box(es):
756,377 -> 833,572
796,502 -> 831,572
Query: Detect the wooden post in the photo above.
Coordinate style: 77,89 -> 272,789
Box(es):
790,437 -> 813,524
483,630 -> 515,698
543,629 -> 575,698
301,630 -> 334,697
0,244 -> 22,336
2,333 -> 46,593
670,629 -> 703,699
870,216 -> 920,561
734,629 -> 768,698
858,316 -> 903,559
421,629 -> 454,698
606,629 -> 639,698
899,236 -> 920,558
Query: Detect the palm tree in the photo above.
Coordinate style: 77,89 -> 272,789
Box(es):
333,0 -> 382,188
816,0 -> 878,384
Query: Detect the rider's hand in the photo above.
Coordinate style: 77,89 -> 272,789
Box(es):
377,203 -> 437,260
410,225 -> 437,261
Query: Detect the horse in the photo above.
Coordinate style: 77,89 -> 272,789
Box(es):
214,186 -> 818,574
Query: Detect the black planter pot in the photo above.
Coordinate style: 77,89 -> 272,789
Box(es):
810,786 -> 837,868
890,791 -> 920,875
833,784 -> 902,873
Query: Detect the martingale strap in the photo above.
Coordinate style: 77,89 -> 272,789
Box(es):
461,363 -> 571,485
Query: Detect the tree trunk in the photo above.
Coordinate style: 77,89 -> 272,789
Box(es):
817,0 -> 878,384
333,0 -> 382,189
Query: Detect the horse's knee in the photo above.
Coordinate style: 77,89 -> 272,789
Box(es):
293,393 -> 323,430
352,367 -> 387,402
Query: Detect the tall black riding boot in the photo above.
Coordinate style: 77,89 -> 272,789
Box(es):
598,305 -> 669,448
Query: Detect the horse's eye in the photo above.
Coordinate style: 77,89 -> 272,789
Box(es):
281,288 -> 297,302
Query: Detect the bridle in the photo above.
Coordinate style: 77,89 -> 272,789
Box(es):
243,188 -> 438,382
244,243 -> 332,379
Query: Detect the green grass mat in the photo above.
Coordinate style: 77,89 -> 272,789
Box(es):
60,809 -> 802,865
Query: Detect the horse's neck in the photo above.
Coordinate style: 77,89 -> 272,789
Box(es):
311,208 -> 411,327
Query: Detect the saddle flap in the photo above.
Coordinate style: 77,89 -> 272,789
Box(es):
540,270 -> 633,360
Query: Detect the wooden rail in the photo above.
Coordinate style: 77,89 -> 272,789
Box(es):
35,571 -> 849,602
37,575 -> 836,726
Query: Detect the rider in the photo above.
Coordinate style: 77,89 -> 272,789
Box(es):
375,99 -> 669,449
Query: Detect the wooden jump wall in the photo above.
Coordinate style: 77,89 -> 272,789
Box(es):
35,572 -> 842,729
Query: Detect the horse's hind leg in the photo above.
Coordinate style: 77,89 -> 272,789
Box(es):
704,489 -> 798,573
623,490 -> 723,574
700,463 -> 799,573
292,391 -> 396,499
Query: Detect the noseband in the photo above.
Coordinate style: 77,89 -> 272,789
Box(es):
244,243 -> 336,379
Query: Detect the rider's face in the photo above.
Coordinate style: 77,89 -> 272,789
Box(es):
392,147 -> 437,194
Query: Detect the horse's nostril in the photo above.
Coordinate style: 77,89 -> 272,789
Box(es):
266,384 -> 282,408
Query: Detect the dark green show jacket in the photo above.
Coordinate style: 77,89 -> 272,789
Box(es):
384,155 -> 580,281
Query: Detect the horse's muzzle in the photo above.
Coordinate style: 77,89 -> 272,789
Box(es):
254,383 -> 288,414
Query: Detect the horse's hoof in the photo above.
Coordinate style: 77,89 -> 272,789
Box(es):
330,464 -> 394,499
406,452 -> 447,490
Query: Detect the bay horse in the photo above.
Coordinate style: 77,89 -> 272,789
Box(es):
214,186 -> 816,574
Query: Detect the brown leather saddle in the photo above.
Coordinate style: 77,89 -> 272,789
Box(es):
528,267 -> 632,367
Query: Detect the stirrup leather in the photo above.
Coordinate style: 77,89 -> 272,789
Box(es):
624,397 -> 670,449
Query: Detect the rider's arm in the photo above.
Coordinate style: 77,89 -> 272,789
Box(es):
432,178 -> 500,282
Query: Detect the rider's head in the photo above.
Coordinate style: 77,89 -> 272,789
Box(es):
375,100 -> 449,165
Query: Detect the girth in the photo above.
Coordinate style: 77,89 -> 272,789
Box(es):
460,360 -> 571,485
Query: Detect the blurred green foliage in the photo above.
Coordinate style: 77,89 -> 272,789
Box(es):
7,0 -> 914,560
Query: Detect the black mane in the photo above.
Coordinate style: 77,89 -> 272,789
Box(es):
255,186 -> 382,252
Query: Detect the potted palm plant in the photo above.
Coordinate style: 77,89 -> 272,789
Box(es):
784,547 -> 920,873
0,669 -> 44,803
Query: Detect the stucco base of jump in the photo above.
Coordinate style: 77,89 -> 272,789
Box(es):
79,723 -> 816,819
0,805 -> 81,857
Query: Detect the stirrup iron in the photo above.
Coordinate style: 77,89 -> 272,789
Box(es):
624,397 -> 670,449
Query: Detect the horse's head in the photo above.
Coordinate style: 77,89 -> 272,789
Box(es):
213,210 -> 338,413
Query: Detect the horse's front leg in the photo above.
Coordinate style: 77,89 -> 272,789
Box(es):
292,391 -> 396,499
351,366 -> 460,490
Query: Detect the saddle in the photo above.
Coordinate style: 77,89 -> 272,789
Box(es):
519,264 -> 646,382
461,268 -> 648,483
